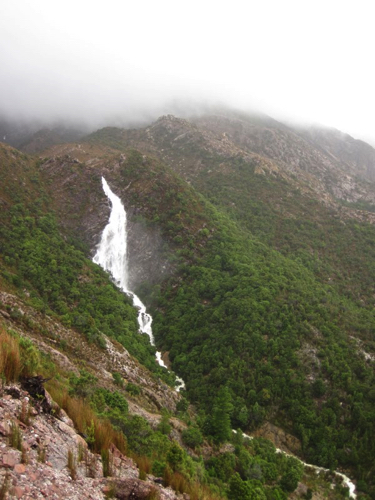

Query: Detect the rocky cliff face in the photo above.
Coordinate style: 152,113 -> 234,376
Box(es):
0,383 -> 185,500
39,151 -> 110,250
296,125 -> 375,183
39,147 -> 175,292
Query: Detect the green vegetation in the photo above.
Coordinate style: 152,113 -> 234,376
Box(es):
1,134 -> 374,497
151,200 -> 375,487
0,147 -> 175,385
196,157 -> 375,314
2,324 -> 350,498
107,149 -> 374,493
0,327 -> 40,382
182,426 -> 203,449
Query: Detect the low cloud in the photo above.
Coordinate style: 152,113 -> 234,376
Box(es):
1,1 -> 374,141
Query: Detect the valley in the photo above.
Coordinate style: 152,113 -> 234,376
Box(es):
0,108 -> 374,499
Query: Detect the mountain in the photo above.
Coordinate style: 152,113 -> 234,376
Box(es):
295,124 -> 375,183
1,107 -> 374,498
0,117 -> 86,152
84,112 -> 375,308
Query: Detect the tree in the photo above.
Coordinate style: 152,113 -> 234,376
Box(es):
210,386 -> 233,444
228,473 -> 266,500
182,426 -> 203,449
280,459 -> 303,493
166,443 -> 184,472
157,411 -> 171,435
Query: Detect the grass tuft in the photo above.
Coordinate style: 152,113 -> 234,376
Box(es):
101,449 -> 113,477
67,449 -> 77,480
0,472 -> 10,500
9,421 -> 22,450
0,329 -> 21,382
47,383 -> 127,455
18,400 -> 31,425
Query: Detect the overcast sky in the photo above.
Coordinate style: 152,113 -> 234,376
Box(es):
1,0 -> 374,141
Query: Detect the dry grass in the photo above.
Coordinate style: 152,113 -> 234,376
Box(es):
169,472 -> 189,494
47,383 -> 127,455
37,445 -> 46,463
67,449 -> 77,480
0,329 -> 21,382
133,455 -> 152,475
9,421 -> 22,450
21,444 -> 28,465
163,467 -> 223,500
19,400 -> 31,426
101,449 -> 113,477
145,488 -> 160,500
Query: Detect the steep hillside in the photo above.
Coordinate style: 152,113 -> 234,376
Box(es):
192,113 -> 375,203
32,135 -> 375,494
1,111 -> 375,498
92,112 -> 375,208
296,125 -> 375,184
0,313 -> 358,500
84,115 -> 375,311
0,144 -> 227,499
0,143 -> 172,379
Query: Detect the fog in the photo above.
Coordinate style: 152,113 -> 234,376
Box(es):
1,0 -> 374,141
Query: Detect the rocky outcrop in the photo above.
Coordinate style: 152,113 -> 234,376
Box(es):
39,153 -> 110,250
117,113 -> 375,222
297,125 -> 375,183
39,149 -> 174,292
0,384 -> 185,499
252,422 -> 302,455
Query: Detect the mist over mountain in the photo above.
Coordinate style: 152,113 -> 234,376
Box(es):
1,1 -> 375,143
1,1 -> 375,497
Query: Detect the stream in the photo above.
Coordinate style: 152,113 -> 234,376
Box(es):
233,429 -> 357,497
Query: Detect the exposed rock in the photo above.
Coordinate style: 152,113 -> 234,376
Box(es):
117,112 -> 375,224
11,486 -> 25,499
14,463 -> 26,474
110,477 -> 186,499
2,452 -> 18,468
20,376 -> 53,413
0,383 -> 187,500
110,478 -> 159,499
252,422 -> 301,455
297,125 -> 375,183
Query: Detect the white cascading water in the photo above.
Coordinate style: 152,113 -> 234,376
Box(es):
93,177 -> 185,391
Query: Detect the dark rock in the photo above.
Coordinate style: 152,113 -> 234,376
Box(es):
5,386 -> 22,399
111,478 -> 158,499
20,376 -> 52,413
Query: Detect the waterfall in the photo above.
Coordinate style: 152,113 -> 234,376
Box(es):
93,177 -> 185,391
